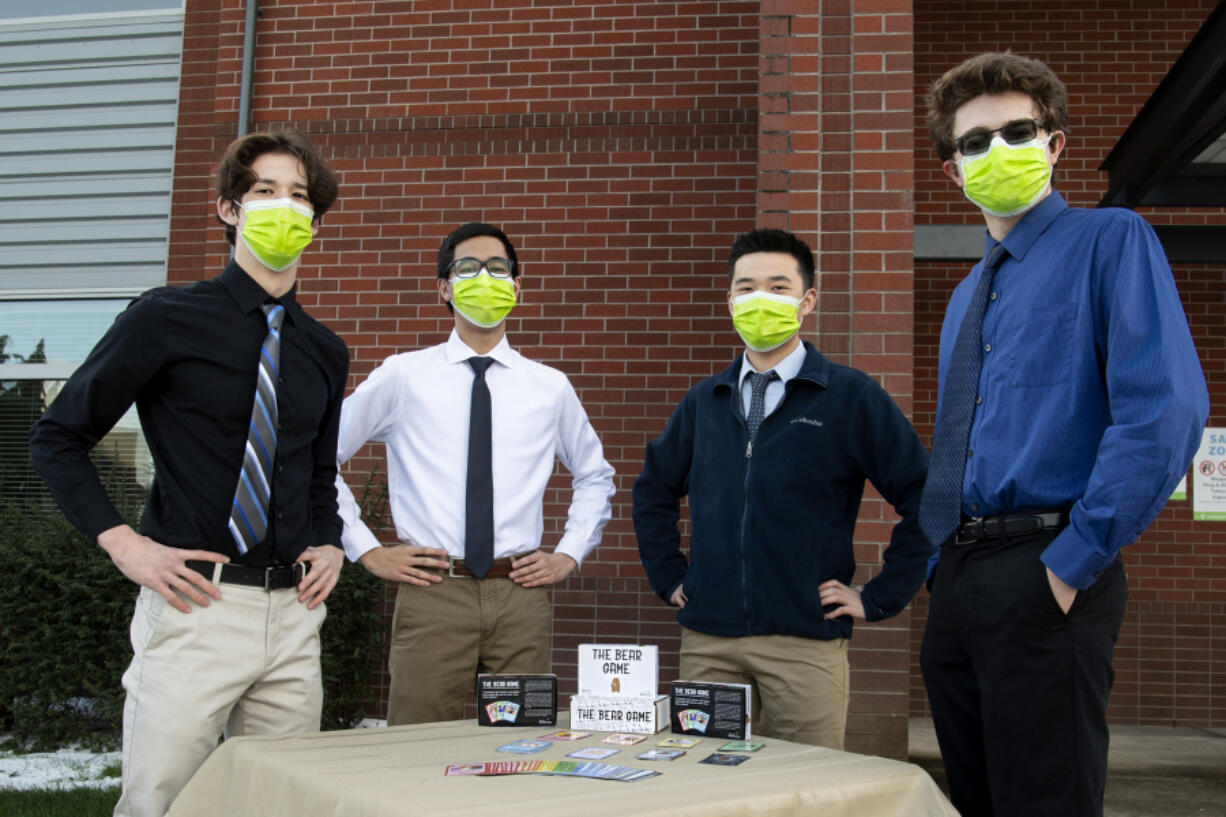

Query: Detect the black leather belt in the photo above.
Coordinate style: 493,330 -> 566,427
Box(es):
954,512 -> 1068,546
186,560 -> 307,590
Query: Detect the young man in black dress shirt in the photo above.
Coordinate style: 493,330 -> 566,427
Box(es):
30,131 -> 349,817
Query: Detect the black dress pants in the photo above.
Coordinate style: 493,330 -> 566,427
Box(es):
920,528 -> 1128,817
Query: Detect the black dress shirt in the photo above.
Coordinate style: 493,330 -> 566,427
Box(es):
30,262 -> 349,567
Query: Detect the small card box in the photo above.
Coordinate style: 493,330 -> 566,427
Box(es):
476,673 -> 557,727
669,680 -> 752,740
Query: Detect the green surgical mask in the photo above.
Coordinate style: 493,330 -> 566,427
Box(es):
957,135 -> 1053,218
240,198 -> 314,271
731,291 -> 802,352
451,271 -> 517,328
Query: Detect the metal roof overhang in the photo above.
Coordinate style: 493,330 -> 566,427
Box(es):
1098,2 -> 1226,262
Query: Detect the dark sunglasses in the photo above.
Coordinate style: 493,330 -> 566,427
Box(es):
954,118 -> 1045,157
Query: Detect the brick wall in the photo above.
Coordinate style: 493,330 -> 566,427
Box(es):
168,0 -> 920,756
911,0 -> 1226,726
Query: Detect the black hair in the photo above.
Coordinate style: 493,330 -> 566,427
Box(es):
437,222 -> 519,279
728,228 -> 815,291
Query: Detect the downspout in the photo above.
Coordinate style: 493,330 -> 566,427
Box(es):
237,0 -> 259,137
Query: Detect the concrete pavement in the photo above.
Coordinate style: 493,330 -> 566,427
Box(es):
909,717 -> 1226,816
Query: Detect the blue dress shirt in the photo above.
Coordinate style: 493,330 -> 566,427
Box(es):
933,192 -> 1208,589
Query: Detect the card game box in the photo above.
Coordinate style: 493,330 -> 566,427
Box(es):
669,680 -> 752,740
476,673 -> 557,726
577,644 -> 659,698
569,694 -> 669,733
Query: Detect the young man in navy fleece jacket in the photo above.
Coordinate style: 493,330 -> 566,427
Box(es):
633,228 -> 930,749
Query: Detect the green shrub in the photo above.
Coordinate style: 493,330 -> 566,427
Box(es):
0,474 -> 390,749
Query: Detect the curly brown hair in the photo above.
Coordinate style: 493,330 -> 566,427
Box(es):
214,129 -> 339,244
926,52 -> 1068,161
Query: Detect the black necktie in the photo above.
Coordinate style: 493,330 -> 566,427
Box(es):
465,357 -> 495,579
918,244 -> 1009,546
229,302 -> 284,554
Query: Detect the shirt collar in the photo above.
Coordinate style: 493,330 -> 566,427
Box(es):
219,260 -> 301,326
738,338 -> 807,390
984,190 -> 1068,263
444,328 -> 515,368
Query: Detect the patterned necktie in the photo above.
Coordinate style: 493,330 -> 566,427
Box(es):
918,244 -> 1009,546
746,370 -> 779,440
465,356 -> 495,579
229,302 -> 285,554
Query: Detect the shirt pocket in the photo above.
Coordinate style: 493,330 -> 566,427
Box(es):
1007,303 -> 1075,387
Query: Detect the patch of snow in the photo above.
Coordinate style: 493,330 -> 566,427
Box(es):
0,746 -> 121,791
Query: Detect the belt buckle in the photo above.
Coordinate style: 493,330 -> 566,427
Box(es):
955,518 -> 984,546
448,558 -> 468,579
292,562 -> 306,586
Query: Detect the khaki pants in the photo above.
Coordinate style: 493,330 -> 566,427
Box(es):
387,576 -> 551,725
680,627 -> 849,749
115,583 -> 325,817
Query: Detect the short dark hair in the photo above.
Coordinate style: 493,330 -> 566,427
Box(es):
728,229 -> 815,291
436,222 -> 519,279
926,52 -> 1069,161
214,129 -> 339,245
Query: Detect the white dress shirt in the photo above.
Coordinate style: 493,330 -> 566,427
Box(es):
738,340 -> 807,418
336,330 -> 616,566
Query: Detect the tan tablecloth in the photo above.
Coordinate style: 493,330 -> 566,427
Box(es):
168,717 -> 958,817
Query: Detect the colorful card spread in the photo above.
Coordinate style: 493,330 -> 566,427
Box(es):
699,752 -> 749,766
444,760 -> 659,782
675,708 -> 711,733
636,748 -> 685,761
657,736 -> 701,748
566,746 -> 620,760
484,700 -> 521,724
538,730 -> 591,741
497,739 -> 551,754
718,741 -> 764,753
602,733 -> 647,746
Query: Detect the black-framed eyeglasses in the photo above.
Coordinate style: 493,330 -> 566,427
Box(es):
449,257 -> 514,279
954,118 -> 1045,157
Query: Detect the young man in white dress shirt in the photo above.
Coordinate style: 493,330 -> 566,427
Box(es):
336,222 -> 616,724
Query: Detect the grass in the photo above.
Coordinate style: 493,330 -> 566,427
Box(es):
0,787 -> 120,817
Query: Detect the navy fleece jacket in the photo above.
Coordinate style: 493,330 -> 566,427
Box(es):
633,342 -> 931,641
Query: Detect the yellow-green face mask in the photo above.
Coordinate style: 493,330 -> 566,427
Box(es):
240,198 -> 314,271
957,135 -> 1053,218
731,291 -> 801,352
452,271 -> 517,328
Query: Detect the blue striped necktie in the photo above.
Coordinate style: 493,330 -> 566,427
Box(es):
918,244 -> 1009,547
229,302 -> 285,554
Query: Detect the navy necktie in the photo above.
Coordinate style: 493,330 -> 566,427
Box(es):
229,302 -> 284,554
465,356 -> 495,579
919,244 -> 1009,546
746,370 -> 779,440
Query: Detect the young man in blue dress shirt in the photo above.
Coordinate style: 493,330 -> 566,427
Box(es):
919,53 -> 1208,817
634,228 -> 930,749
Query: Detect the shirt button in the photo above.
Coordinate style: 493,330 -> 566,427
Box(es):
984,343 -> 992,352
966,450 -> 973,458
975,395 -> 983,405
971,504 -> 980,513
990,292 -> 998,301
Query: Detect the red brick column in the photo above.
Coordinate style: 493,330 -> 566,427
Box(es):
759,0 -> 916,757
